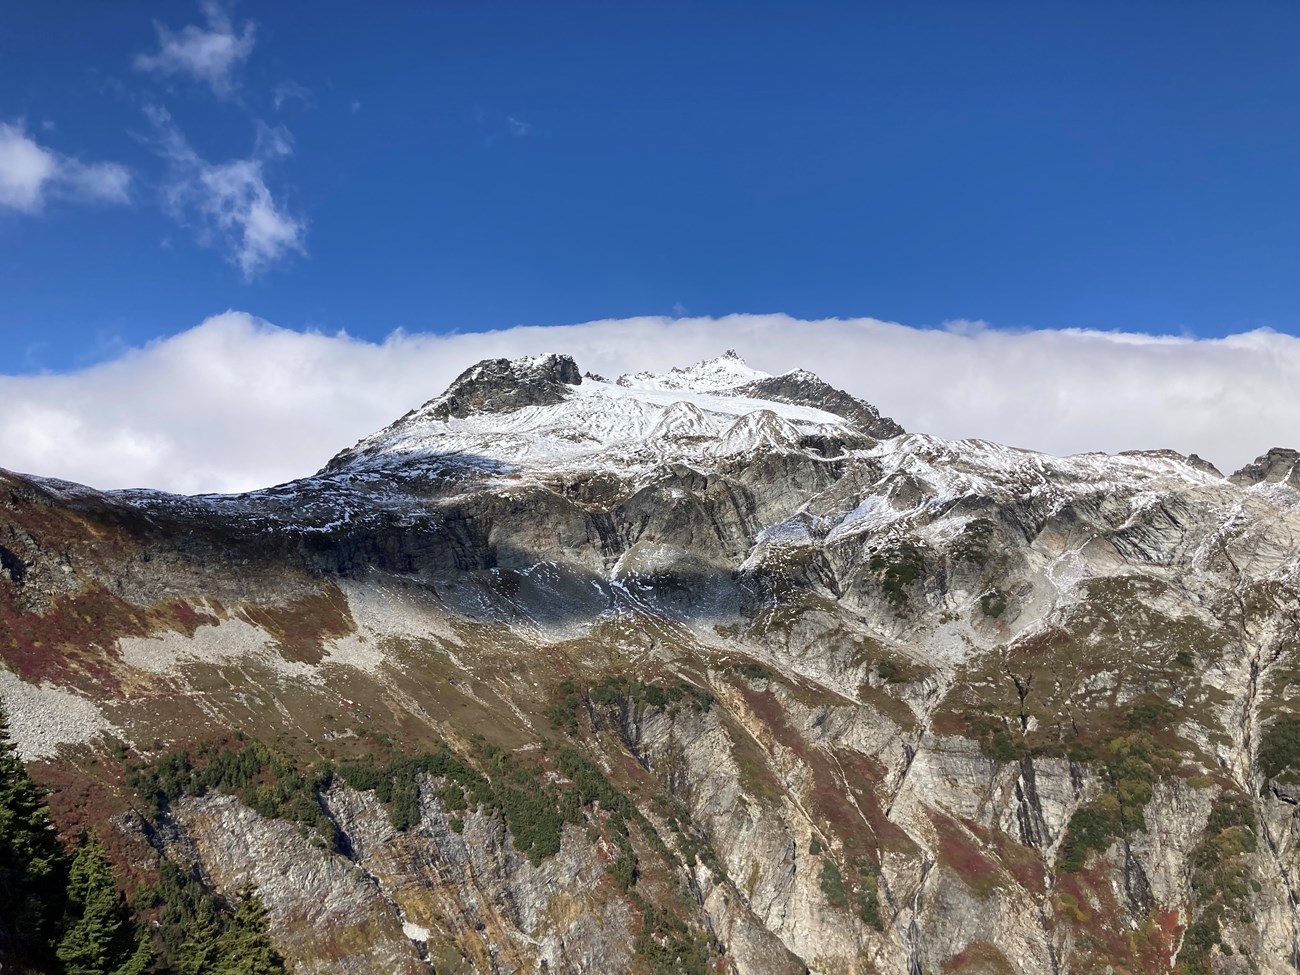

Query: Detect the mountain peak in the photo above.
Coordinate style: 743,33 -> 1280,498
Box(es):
324,350 -> 903,476
1230,446 -> 1300,488
616,351 -> 770,392
427,353 -> 582,421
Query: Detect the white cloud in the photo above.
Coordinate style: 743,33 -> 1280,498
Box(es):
0,123 -> 131,213
0,125 -> 55,211
134,0 -> 255,97
272,81 -> 311,111
507,116 -> 532,137
148,108 -> 305,277
60,157 -> 132,204
1,312 -> 1298,496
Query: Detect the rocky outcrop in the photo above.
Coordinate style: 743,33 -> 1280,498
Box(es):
1230,446 -> 1300,487
734,369 -> 906,440
423,353 -> 583,421
164,795 -> 427,975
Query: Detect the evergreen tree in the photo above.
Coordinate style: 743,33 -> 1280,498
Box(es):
109,935 -> 155,975
151,860 -> 225,975
176,911 -> 223,975
56,832 -> 140,975
149,869 -> 284,975
0,702 -> 70,966
209,887 -> 285,975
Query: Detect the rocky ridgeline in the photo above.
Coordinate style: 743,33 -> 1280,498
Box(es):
1,352 -> 1298,975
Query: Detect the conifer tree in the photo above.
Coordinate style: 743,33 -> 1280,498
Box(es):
56,832 -> 141,975
110,935 -> 155,975
154,861 -> 224,975
209,886 -> 285,975
0,702 -> 70,966
139,858 -> 287,975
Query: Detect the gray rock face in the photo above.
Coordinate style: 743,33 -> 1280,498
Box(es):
1230,446 -> 1300,487
4,352 -> 1300,975
733,369 -> 905,439
425,353 -> 583,421
0,543 -> 26,585
165,795 -> 428,975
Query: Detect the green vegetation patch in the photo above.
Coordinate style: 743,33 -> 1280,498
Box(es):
546,674 -> 714,733
586,674 -> 714,713
876,656 -> 923,684
857,867 -> 884,930
1176,791 -> 1259,975
634,904 -> 715,975
1258,716 -> 1300,785
127,738 -> 341,853
342,741 -> 661,878
136,863 -> 285,975
811,843 -> 883,929
868,538 -> 927,608
936,577 -> 1231,777
953,701 -> 1187,875
723,660 -> 773,682
819,858 -> 847,908
1058,727 -> 1180,872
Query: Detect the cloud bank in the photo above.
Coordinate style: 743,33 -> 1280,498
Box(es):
0,123 -> 131,213
1,313 -> 1295,495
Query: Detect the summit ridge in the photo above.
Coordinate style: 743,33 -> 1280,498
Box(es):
324,351 -> 904,476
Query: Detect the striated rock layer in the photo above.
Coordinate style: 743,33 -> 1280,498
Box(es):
2,352 -> 1299,975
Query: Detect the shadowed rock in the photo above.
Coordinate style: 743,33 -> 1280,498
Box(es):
1231,446 -> 1300,487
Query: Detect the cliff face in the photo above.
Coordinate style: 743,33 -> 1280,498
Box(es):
2,353 -> 1298,975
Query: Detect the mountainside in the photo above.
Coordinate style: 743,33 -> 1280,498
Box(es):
1,351 -> 1298,975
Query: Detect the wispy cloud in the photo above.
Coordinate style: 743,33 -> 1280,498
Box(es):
146,107 -> 305,278
0,122 -> 130,213
2,313 -> 1298,494
272,81 -> 312,111
473,107 -> 535,141
134,0 -> 255,98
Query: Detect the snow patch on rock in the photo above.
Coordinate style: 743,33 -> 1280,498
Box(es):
617,349 -> 768,392
401,921 -> 432,943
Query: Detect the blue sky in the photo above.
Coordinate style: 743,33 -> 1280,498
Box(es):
3,1 -> 1300,374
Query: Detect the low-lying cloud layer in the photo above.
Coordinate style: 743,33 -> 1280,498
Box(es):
1,313 -> 1295,495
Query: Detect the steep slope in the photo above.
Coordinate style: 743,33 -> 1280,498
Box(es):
1,352 -> 1298,975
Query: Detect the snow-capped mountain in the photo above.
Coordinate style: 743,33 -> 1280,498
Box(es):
324,350 -> 898,475
0,351 -> 1297,975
